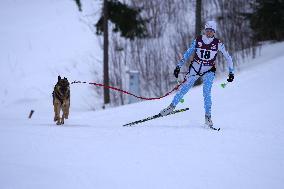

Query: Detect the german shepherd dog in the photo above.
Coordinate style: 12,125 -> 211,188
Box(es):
52,76 -> 70,125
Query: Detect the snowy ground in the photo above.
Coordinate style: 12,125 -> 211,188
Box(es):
0,41 -> 284,189
0,0 -> 103,110
0,1 -> 284,188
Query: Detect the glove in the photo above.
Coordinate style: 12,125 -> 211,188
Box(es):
174,66 -> 180,78
227,72 -> 234,82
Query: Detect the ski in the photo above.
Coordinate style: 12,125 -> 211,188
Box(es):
123,108 -> 189,127
209,126 -> 221,131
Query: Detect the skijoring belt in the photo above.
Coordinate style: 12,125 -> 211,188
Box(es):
188,62 -> 216,77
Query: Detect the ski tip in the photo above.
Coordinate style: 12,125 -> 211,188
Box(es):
208,125 -> 221,131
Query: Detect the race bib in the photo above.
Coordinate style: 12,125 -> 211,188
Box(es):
195,48 -> 218,61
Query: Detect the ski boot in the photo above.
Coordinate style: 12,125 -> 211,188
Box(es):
205,115 -> 220,131
205,114 -> 213,127
160,103 -> 176,116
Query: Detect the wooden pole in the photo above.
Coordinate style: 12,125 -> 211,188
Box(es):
103,0 -> 110,105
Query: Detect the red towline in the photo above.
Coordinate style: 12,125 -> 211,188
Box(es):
71,79 -> 187,100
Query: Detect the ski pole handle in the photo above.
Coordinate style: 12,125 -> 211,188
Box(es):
220,82 -> 228,88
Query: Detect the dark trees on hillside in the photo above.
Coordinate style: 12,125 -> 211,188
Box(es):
249,0 -> 284,41
74,0 -> 148,105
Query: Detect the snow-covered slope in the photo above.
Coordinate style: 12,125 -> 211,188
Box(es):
0,41 -> 284,189
0,0 -> 102,111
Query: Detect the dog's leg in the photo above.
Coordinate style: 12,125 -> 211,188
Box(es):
54,105 -> 59,122
60,110 -> 64,125
56,109 -> 61,125
63,100 -> 70,119
59,105 -> 64,125
60,117 -> 65,125
54,100 -> 61,123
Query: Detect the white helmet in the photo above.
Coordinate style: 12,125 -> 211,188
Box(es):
205,21 -> 217,32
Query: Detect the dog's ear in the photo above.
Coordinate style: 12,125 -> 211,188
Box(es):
64,77 -> 69,82
58,75 -> 61,81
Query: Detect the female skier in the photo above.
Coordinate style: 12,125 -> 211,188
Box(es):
160,20 -> 234,128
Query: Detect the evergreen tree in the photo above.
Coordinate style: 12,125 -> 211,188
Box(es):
95,0 -> 148,40
250,0 -> 284,41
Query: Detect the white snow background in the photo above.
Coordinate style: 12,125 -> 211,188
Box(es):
0,1 -> 284,189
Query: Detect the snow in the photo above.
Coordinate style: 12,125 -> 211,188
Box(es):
0,0 -> 103,111
1,41 -> 284,188
0,1 -> 284,188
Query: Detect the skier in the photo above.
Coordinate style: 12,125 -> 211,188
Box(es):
160,20 -> 234,128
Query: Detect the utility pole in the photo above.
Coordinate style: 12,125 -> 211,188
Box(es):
195,0 -> 202,86
195,0 -> 202,36
103,0 -> 110,105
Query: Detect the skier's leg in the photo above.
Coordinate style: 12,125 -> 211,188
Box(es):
202,71 -> 215,115
172,75 -> 199,106
160,75 -> 198,116
202,71 -> 215,126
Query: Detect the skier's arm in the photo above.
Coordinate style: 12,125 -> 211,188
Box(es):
218,42 -> 234,73
177,40 -> 196,68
